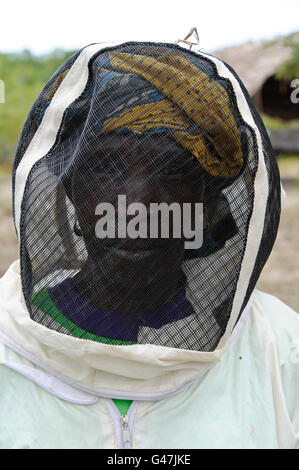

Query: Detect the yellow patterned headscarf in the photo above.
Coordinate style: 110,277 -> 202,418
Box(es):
97,51 -> 243,178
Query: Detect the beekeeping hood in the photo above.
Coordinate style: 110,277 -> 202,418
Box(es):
1,41 -> 282,399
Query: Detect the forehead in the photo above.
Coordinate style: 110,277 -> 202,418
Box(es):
72,131 -> 196,174
95,132 -> 185,153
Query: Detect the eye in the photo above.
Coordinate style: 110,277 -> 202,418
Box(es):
160,164 -> 184,178
159,155 -> 198,180
90,154 -> 119,174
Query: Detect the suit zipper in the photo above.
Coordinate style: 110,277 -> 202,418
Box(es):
120,414 -> 132,448
104,398 -> 137,449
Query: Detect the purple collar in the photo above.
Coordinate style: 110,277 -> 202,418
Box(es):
48,277 -> 194,342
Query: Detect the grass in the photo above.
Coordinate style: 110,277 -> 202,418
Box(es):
257,180 -> 299,312
277,155 -> 299,183
0,167 -> 19,273
262,114 -> 299,131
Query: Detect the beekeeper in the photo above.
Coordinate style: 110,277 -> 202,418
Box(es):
0,40 -> 298,449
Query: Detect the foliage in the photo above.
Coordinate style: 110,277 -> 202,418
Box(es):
0,48 -> 76,164
261,114 -> 299,131
275,32 -> 299,80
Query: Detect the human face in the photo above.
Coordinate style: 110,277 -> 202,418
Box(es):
71,132 -> 204,313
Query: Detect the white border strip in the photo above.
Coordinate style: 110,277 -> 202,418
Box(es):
1,357 -> 98,404
14,42 -> 116,238
0,295 -> 252,402
197,52 -> 269,347
0,326 -> 208,401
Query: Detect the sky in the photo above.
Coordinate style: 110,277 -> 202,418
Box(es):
1,0 -> 299,54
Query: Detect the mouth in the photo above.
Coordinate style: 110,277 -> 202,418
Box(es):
110,246 -> 161,259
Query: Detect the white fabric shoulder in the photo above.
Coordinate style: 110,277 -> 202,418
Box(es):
252,289 -> 299,448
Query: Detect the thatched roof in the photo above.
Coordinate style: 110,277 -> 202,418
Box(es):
213,36 -> 296,96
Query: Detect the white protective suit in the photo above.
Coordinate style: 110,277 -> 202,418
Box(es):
0,41 -> 298,449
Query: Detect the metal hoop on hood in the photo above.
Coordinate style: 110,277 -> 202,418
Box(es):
174,27 -> 200,50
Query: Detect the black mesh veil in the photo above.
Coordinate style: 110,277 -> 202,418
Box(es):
12,42 -> 281,352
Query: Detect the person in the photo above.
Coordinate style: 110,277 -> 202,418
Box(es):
0,40 -> 298,449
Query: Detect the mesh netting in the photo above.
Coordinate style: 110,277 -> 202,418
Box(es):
13,42 -> 281,351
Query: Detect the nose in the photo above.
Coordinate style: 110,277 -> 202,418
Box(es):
120,167 -> 157,210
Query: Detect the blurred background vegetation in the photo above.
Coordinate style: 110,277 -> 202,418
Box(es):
0,34 -> 298,311
0,48 -> 76,166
